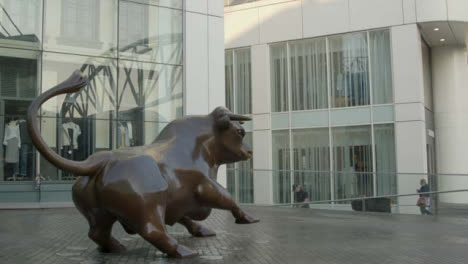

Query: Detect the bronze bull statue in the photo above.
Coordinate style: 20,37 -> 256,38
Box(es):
27,71 -> 259,258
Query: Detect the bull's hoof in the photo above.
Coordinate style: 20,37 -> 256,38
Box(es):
170,245 -> 199,258
235,214 -> 260,224
191,226 -> 216,237
98,241 -> 127,253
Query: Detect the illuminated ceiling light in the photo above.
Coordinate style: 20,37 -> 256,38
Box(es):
434,28 -> 440,31
440,38 -> 446,42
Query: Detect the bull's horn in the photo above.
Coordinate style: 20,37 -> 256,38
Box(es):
228,113 -> 252,121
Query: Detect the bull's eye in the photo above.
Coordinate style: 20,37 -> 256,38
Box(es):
237,129 -> 245,138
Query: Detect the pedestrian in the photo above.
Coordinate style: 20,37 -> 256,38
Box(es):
416,179 -> 432,215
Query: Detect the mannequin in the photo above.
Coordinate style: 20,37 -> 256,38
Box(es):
61,118 -> 81,179
18,118 -> 32,179
118,121 -> 134,148
3,117 -> 21,180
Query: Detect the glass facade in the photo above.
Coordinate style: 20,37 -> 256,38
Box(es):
270,29 -> 393,112
0,0 -> 183,202
225,48 -> 251,114
268,29 -> 396,204
225,47 -> 253,203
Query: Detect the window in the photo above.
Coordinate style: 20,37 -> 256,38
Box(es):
329,32 -> 370,108
272,130 -> 291,204
370,30 -> 393,104
332,125 -> 373,201
119,2 -> 183,65
61,0 -> 99,42
44,0 -> 117,56
270,43 -> 288,112
41,52 -> 117,180
0,0 -> 42,48
227,132 -> 253,203
374,124 -> 396,196
225,48 -> 252,114
292,128 -> 330,202
290,38 -> 328,110
0,48 -> 39,181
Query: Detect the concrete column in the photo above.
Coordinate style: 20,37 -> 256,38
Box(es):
432,45 -> 468,203
183,2 -> 227,186
251,44 -> 274,204
391,24 -> 428,214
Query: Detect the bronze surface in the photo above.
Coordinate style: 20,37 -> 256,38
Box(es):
27,71 -> 258,258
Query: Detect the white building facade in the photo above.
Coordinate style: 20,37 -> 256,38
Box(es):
224,0 -> 468,213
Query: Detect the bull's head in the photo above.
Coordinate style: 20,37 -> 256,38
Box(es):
210,107 -> 252,164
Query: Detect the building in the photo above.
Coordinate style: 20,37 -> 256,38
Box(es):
0,0 -> 225,208
224,0 -> 468,213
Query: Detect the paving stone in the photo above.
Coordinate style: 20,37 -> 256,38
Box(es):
0,206 -> 467,263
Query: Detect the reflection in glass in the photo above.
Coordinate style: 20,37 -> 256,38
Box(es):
40,117 -> 113,181
237,132 -> 253,203
374,124 -> 396,196
270,43 -> 288,112
272,130 -> 290,204
41,52 -> 117,119
292,128 -> 330,202
290,38 -> 328,111
119,2 -> 182,65
329,32 -> 370,108
0,48 -> 39,181
370,30 -> 393,104
125,0 -> 183,9
332,125 -> 373,201
0,0 -> 42,49
116,121 -> 168,148
234,48 -> 251,115
118,60 -> 182,123
44,0 -> 117,57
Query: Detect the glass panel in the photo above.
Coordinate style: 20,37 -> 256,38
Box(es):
330,107 -> 371,126
272,130 -> 290,204
44,0 -> 117,57
40,117 -> 113,181
270,43 -> 288,112
292,128 -> 330,203
117,59 -> 183,123
225,50 -> 234,111
226,164 -> 236,198
234,48 -> 251,114
374,124 -> 396,196
291,110 -> 328,128
41,52 -> 117,119
119,1 -> 183,65
271,113 -> 289,130
236,132 -> 253,203
370,30 -> 393,104
125,0 -> 183,9
0,48 -> 39,182
0,0 -> 42,50
373,105 -> 394,123
332,125 -> 373,201
329,32 -> 370,108
289,38 -> 328,110
116,121 -> 167,148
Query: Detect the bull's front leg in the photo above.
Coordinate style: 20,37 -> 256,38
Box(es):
196,179 -> 259,224
179,216 -> 216,237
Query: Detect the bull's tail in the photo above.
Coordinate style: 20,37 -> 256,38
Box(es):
27,70 -> 104,176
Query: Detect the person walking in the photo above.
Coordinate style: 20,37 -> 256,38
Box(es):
417,179 -> 432,215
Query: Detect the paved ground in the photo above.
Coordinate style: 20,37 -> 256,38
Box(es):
1,206 -> 468,264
